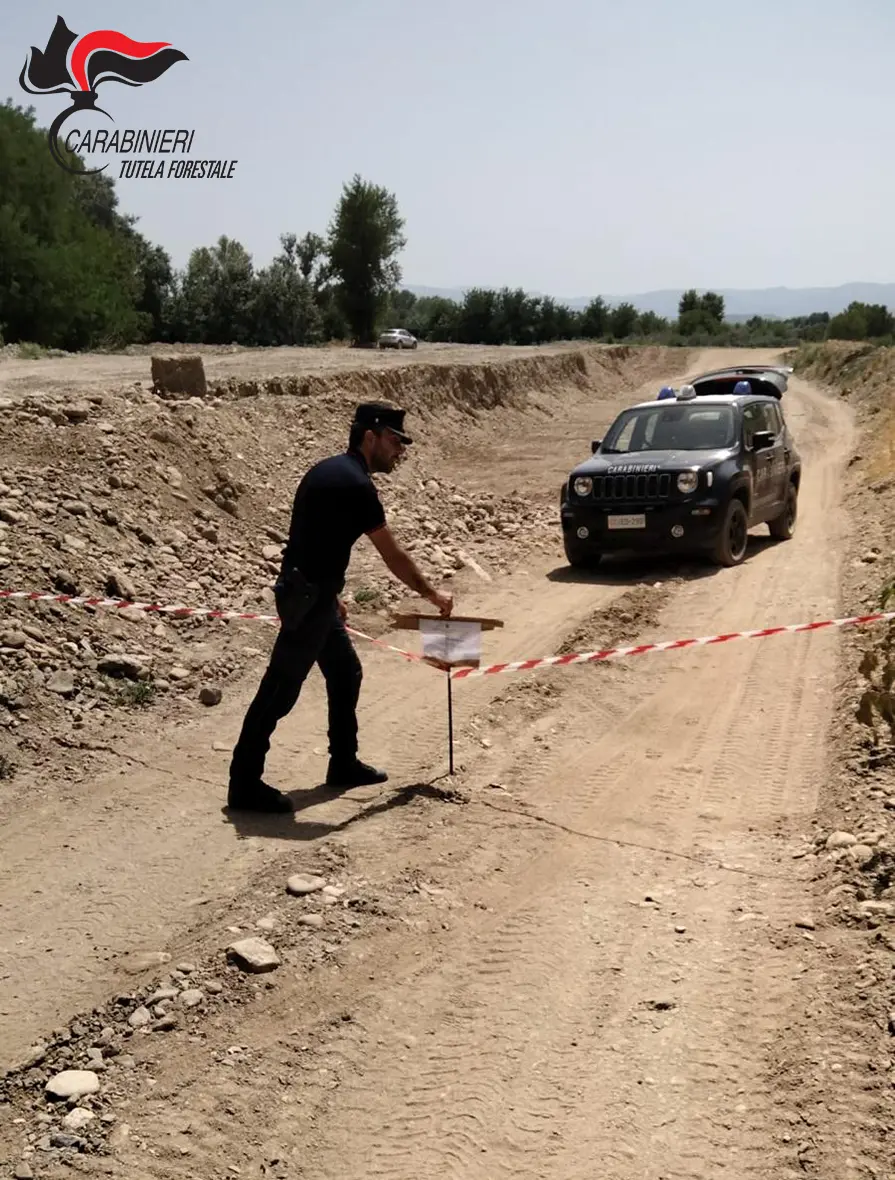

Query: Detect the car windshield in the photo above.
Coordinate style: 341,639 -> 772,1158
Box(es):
600,404 -> 736,453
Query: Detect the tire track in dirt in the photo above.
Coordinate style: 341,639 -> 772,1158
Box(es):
553,853 -> 808,1179
770,950 -> 895,1177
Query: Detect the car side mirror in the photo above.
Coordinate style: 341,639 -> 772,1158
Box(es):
752,430 -> 775,451
591,439 -> 601,453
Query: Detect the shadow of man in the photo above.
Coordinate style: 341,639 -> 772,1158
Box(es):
222,777 -> 466,843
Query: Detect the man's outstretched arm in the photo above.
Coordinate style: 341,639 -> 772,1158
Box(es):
367,525 -> 453,616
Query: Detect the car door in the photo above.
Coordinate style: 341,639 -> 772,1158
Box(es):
763,402 -> 788,514
741,401 -> 770,521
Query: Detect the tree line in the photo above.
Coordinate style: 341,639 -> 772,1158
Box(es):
2,100 -> 893,354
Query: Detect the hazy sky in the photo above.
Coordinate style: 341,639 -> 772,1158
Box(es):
4,0 -> 894,297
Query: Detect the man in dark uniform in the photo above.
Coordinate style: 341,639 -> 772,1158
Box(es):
227,401 -> 453,813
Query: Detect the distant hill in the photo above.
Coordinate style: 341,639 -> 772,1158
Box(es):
404,282 -> 895,320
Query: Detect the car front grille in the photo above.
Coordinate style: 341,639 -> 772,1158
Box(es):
590,473 -> 672,501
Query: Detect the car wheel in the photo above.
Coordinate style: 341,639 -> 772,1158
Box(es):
768,482 -> 798,540
712,499 -> 749,567
563,536 -> 602,570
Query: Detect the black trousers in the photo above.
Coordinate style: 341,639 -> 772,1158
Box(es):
229,594 -> 363,786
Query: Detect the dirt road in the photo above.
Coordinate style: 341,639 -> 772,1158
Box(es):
2,349 -> 878,1178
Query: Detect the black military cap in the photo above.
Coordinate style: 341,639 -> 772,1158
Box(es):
352,402 -> 413,444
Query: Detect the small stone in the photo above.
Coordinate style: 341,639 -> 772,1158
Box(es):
0,505 -> 25,526
97,654 -> 148,681
287,874 -> 326,896
128,1006 -> 152,1028
825,831 -> 857,851
262,544 -> 282,561
795,918 -> 816,930
176,962 -> 196,974
180,988 -> 204,1008
50,1132 -> 81,1149
859,901 -> 894,916
848,844 -> 875,867
205,980 -> 224,994
63,402 -> 90,423
106,569 -> 137,601
47,670 -> 76,696
674,925 -> 687,934
227,937 -> 280,973
146,987 -> 179,1005
63,1107 -> 96,1131
298,913 -> 324,928
199,686 -> 222,706
13,1165 -> 34,1180
45,1069 -> 100,1101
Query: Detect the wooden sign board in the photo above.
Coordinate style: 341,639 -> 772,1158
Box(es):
390,612 -> 504,670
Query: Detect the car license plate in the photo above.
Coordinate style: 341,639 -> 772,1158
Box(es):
607,514 -> 646,530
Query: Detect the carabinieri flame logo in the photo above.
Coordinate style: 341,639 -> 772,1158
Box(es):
19,15 -> 188,174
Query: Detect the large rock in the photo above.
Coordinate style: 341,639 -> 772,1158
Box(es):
45,1070 -> 100,1101
227,937 -> 280,973
151,355 -> 207,399
97,655 -> 150,681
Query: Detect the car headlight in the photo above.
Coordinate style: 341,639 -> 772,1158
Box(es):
573,476 -> 593,496
677,471 -> 699,494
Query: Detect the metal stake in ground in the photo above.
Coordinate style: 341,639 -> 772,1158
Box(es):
390,611 -> 505,776
447,669 -> 455,775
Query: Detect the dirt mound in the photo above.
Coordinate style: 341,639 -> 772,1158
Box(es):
0,343 -> 687,798
791,341 -> 895,763
787,342 -> 895,1076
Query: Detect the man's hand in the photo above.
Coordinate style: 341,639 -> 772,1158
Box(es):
337,596 -> 348,621
429,589 -> 453,617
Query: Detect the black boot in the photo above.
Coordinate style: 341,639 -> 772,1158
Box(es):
325,757 -> 388,788
227,779 -> 294,813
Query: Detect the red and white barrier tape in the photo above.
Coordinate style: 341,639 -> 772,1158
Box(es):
2,587 -> 894,683
0,588 -> 426,666
449,610 -> 895,679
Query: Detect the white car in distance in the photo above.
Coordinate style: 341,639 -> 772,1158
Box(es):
378,328 -> 418,350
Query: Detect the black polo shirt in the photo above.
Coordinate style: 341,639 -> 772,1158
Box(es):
281,449 -> 386,592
